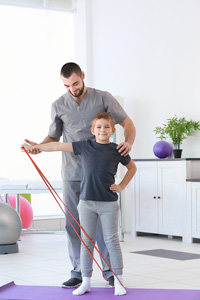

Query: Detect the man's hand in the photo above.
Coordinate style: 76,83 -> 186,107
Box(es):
117,142 -> 132,157
20,139 -> 41,154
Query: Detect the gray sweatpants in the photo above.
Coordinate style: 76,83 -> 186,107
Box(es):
78,200 -> 123,277
62,181 -> 113,280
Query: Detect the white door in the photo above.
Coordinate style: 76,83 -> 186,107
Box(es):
135,162 -> 158,233
192,183 -> 200,239
157,162 -> 184,236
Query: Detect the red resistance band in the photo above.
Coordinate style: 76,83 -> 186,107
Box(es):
23,148 -> 124,289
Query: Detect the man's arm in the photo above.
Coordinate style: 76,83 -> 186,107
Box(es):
117,116 -> 136,156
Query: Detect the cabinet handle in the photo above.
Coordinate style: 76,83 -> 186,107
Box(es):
158,196 -> 161,199
153,196 -> 156,199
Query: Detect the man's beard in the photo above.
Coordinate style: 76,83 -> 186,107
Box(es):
69,81 -> 85,98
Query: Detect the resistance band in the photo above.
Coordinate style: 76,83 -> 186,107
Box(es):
23,148 -> 124,289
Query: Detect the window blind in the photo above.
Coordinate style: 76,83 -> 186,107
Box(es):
0,0 -> 73,11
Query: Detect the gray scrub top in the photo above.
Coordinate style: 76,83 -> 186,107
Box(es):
48,87 -> 128,180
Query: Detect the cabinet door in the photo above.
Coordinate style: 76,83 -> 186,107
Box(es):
135,162 -> 158,233
191,183 -> 200,239
157,162 -> 184,236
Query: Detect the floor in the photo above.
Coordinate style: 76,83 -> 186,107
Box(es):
1,232 -> 200,290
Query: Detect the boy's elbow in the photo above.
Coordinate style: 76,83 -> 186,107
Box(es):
131,165 -> 137,177
134,165 -> 137,175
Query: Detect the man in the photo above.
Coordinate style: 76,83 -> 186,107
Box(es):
23,62 -> 136,288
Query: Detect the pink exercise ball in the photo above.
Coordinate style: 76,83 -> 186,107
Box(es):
3,194 -> 33,229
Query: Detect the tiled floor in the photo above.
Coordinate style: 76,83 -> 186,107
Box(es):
1,232 -> 200,290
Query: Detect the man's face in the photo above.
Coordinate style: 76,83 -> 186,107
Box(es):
61,72 -> 85,99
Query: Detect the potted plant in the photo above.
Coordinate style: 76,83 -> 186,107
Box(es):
154,115 -> 200,158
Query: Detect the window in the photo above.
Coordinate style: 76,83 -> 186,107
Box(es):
0,4 -> 74,216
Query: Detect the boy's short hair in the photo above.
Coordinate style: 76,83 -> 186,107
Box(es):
91,112 -> 115,129
60,62 -> 82,78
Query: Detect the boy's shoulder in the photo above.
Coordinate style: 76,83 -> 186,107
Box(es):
109,142 -> 118,150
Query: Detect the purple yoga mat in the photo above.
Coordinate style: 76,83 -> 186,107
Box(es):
0,281 -> 200,300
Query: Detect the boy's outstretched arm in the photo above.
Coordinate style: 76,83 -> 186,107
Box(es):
21,142 -> 73,153
109,160 -> 137,193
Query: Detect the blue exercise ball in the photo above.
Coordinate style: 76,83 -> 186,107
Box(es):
153,140 -> 172,159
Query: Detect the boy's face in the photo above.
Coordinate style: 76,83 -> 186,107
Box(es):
91,118 -> 115,144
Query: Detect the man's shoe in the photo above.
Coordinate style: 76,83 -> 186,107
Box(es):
62,278 -> 82,288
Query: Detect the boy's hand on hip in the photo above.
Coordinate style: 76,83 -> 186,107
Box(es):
109,184 -> 123,193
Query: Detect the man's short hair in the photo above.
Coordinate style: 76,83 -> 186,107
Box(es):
60,62 -> 82,78
92,112 -> 115,129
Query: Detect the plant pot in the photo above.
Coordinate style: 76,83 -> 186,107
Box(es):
173,149 -> 182,158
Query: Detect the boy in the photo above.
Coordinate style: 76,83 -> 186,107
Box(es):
22,112 -> 137,296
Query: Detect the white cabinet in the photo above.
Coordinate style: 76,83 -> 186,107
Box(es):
132,160 -> 191,240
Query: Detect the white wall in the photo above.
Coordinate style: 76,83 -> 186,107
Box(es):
73,0 -> 200,231
73,0 -> 200,159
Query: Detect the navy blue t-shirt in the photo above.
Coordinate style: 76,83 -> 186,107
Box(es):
72,140 -> 131,202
